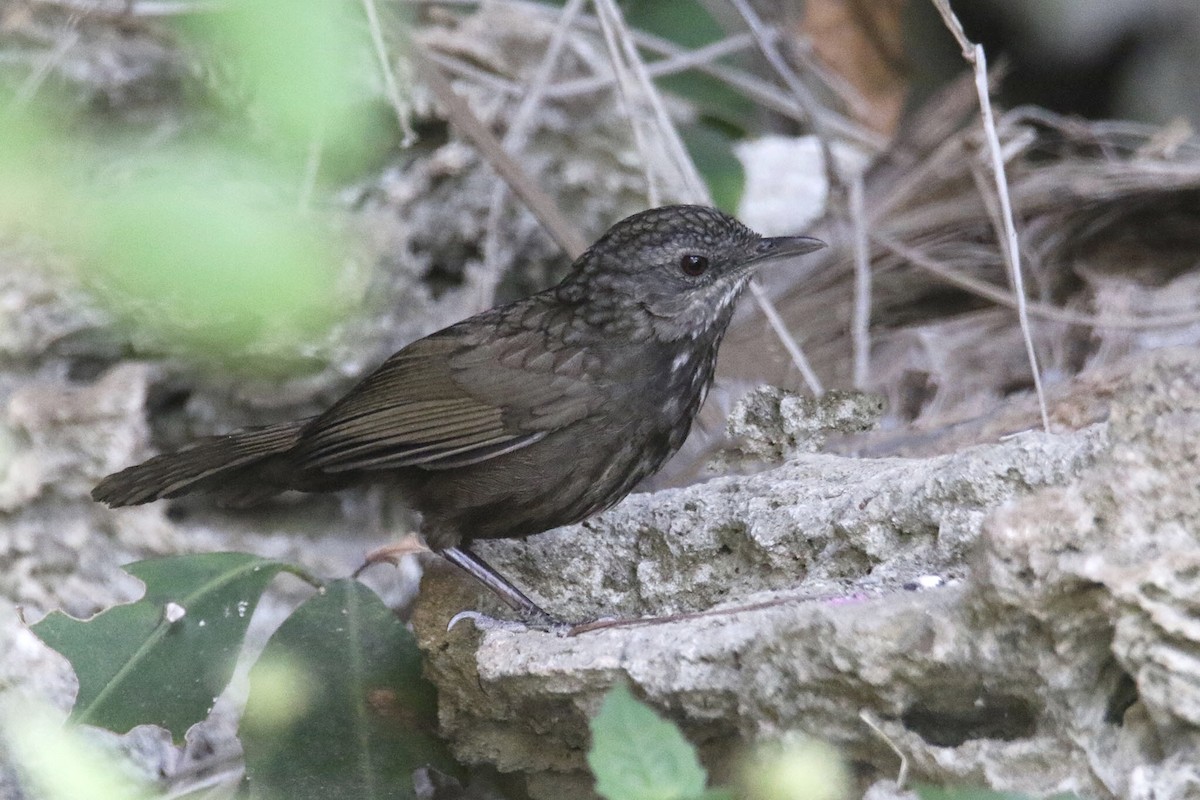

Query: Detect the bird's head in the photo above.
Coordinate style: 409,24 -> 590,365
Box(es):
561,205 -> 825,341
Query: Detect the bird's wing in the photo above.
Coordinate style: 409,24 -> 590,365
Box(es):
290,328 -> 601,473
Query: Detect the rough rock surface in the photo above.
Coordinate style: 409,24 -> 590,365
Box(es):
412,349 -> 1200,800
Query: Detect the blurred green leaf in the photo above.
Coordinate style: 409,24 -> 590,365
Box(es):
624,0 -> 723,48
242,579 -> 457,800
177,0 -> 397,175
680,123 -> 744,213
588,683 -> 708,800
624,0 -> 757,132
1,700 -> 154,800
75,152 -> 351,360
32,553 -> 292,742
740,735 -> 850,800
0,101 -> 76,235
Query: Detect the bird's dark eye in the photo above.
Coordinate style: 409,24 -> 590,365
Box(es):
679,254 -> 709,277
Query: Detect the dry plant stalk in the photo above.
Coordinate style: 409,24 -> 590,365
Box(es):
721,100 -> 1200,458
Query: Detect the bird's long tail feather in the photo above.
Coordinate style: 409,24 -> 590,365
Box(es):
92,419 -> 310,508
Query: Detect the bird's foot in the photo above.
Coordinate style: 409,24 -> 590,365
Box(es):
447,608 -> 571,635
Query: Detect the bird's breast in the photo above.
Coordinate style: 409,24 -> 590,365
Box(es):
603,337 -> 720,459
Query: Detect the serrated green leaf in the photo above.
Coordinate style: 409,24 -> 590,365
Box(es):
32,553 -> 291,742
587,683 -> 707,800
242,579 -> 457,800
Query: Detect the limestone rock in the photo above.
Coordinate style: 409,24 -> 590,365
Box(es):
414,349 -> 1200,800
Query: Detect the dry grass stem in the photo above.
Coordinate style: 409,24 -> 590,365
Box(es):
481,0 -> 588,308
412,44 -> 588,257
929,0 -> 1050,431
849,170 -> 871,388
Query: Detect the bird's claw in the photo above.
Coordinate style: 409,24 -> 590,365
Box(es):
446,609 -> 571,635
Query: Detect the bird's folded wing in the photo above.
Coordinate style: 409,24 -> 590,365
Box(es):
290,333 -> 599,472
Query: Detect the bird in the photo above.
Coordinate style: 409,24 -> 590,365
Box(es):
92,205 -> 825,621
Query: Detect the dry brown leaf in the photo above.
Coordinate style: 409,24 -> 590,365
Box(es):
799,0 -> 909,137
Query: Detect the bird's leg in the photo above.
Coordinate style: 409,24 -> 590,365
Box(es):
438,545 -> 560,624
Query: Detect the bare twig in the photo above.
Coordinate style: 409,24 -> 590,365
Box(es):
412,45 -> 588,257
547,32 -> 758,98
725,0 -> 841,160
421,50 -> 524,96
859,710 -> 909,789
361,0 -> 418,147
417,0 -> 885,150
481,0 -> 587,308
849,171 -> 871,388
12,27 -> 79,107
592,0 -> 704,204
749,281 -> 824,394
872,231 -> 1200,330
930,0 -> 1050,432
297,132 -> 324,211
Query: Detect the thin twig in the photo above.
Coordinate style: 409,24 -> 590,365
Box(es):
412,44 -> 588,257
297,131 -> 324,212
421,50 -> 524,96
547,31 -> 756,97
26,0 -> 222,16
481,0 -> 588,308
971,44 -> 1049,430
601,21 -> 881,150
859,710 -> 909,789
872,231 -> 1200,330
849,171 -> 871,389
420,0 -> 886,151
12,28 -> 79,107
725,0 -> 841,168
592,0 -> 704,203
749,281 -> 824,395
930,0 -> 1050,432
361,0 -> 419,147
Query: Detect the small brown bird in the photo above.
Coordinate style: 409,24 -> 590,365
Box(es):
93,205 -> 824,620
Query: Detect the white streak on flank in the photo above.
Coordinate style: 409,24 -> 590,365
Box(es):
671,352 -> 691,374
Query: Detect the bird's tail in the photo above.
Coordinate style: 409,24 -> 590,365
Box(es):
92,419 -> 310,508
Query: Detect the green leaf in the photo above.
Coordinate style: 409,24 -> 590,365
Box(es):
680,123 -> 745,214
587,683 -> 708,800
176,0 -> 390,168
76,151 -> 352,365
1,699 -> 154,800
32,553 -> 292,742
242,579 -> 457,800
623,0 -> 756,132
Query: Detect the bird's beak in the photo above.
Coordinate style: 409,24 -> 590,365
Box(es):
748,235 -> 827,265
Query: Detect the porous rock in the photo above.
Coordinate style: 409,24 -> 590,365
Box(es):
413,348 -> 1200,800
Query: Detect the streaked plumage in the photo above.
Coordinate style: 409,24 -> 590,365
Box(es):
93,205 -> 825,619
